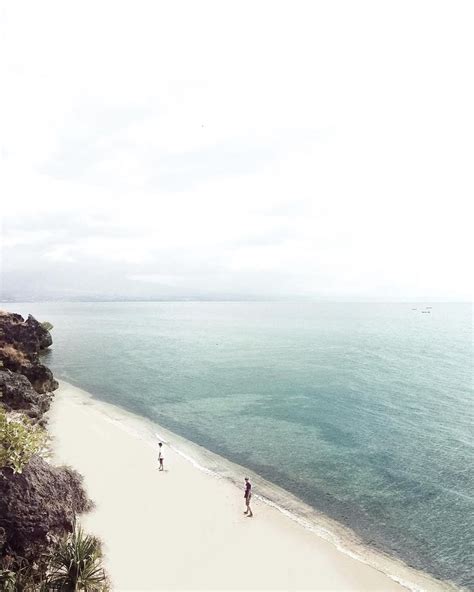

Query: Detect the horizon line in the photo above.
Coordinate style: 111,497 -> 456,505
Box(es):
1,298 -> 472,304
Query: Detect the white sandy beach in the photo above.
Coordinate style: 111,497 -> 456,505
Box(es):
46,383 -> 448,592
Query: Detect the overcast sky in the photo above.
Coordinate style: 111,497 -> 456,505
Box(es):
1,1 -> 473,300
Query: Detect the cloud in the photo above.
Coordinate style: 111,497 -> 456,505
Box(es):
1,0 -> 473,300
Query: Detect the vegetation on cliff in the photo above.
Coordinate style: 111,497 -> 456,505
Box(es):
47,525 -> 108,590
0,410 -> 49,473
0,311 -> 109,590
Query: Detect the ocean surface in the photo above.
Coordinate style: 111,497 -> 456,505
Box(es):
3,302 -> 473,590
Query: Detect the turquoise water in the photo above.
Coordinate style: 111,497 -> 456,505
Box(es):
4,302 -> 473,590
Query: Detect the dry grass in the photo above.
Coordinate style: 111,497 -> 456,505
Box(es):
0,310 -> 19,318
0,344 -> 29,365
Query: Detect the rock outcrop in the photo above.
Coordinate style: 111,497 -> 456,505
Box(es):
0,311 -> 58,400
0,312 -> 52,353
0,370 -> 53,422
0,309 -> 98,582
0,455 -> 92,560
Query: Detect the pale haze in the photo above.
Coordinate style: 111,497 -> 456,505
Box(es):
1,1 -> 473,301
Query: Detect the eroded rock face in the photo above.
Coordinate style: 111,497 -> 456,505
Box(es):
0,370 -> 53,422
0,312 -> 93,569
0,456 -> 92,560
0,313 -> 52,354
18,363 -> 58,395
0,353 -> 59,396
0,311 -> 58,397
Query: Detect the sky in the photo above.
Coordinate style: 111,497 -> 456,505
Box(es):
1,0 -> 473,301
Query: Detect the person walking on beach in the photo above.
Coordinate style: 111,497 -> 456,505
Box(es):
158,442 -> 164,471
243,477 -> 253,517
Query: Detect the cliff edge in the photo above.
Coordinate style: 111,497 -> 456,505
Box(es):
0,310 -> 108,588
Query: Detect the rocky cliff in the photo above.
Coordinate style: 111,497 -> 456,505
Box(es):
0,310 -> 94,576
0,455 -> 92,560
0,311 -> 58,419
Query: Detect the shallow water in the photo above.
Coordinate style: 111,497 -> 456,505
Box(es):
4,301 -> 473,590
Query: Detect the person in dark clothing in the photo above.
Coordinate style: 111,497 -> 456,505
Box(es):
243,477 -> 253,517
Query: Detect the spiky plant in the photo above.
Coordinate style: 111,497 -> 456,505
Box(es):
47,525 -> 109,591
0,555 -> 49,592
0,569 -> 16,592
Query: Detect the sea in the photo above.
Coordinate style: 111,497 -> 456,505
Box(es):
3,301 -> 473,590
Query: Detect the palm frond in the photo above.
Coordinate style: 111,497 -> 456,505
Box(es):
47,524 -> 109,591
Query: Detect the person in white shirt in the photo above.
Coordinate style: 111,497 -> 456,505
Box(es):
158,442 -> 164,471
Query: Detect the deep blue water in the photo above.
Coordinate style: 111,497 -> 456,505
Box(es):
4,302 -> 473,589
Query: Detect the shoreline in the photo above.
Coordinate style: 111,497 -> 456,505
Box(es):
47,381 -> 457,592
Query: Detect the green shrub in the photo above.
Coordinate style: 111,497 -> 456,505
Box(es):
0,409 -> 49,474
41,321 -> 54,332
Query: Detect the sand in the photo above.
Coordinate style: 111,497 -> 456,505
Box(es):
46,383 -> 445,592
